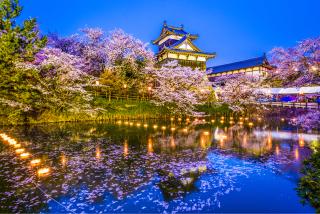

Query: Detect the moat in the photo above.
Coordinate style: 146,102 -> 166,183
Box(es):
0,117 -> 318,213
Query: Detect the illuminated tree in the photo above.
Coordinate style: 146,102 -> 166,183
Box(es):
268,36 -> 320,87
146,61 -> 213,115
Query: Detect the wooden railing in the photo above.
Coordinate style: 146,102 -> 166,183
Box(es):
259,102 -> 320,109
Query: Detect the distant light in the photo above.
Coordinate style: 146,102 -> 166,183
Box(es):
178,118 -> 182,121
211,119 -> 215,123
129,122 -> 133,126
123,84 -> 127,89
171,127 -> 176,131
281,118 -> 285,122
95,80 -> 100,85
170,117 -> 174,121
144,124 -> 148,128
14,144 -> 21,148
202,119 -> 206,122
186,118 -> 190,122
248,122 -> 254,126
136,123 -> 141,127
183,128 -> 188,133
238,121 -> 244,125
37,168 -> 50,176
153,125 -> 158,129
161,126 -> 166,130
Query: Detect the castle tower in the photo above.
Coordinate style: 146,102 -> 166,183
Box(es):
152,21 -> 215,70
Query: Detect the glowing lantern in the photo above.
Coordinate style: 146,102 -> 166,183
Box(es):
161,126 -> 166,130
20,152 -> 30,159
171,127 -> 176,131
170,117 -> 174,121
30,159 -> 41,166
248,122 -> 254,127
211,119 -> 215,123
136,123 -> 141,127
14,144 -> 21,148
281,118 -> 285,122
183,128 -> 188,133
178,118 -> 182,121
143,124 -> 148,128
15,148 -> 25,154
129,122 -> 133,126
37,168 -> 50,176
153,125 -> 158,129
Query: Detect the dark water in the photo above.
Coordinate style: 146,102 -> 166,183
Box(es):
0,118 -> 318,213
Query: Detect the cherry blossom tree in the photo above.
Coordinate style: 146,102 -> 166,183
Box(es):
290,110 -> 320,130
145,61 -> 214,115
268,36 -> 320,87
214,74 -> 269,112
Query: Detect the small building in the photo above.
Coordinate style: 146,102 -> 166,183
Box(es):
153,21 -> 215,70
207,55 -> 273,83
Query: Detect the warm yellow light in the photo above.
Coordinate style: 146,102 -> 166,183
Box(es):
171,127 -> 176,131
136,123 -> 141,127
211,119 -> 215,123
281,118 -> 285,122
14,143 -> 21,148
238,121 -> 244,125
183,128 -> 188,133
221,116 -> 225,120
129,122 -> 133,126
245,117 -> 249,121
203,131 -> 210,136
161,126 -> 166,130
143,124 -> 148,128
248,122 -> 254,126
20,152 -> 30,159
95,80 -> 100,85
170,117 -> 174,121
230,117 -> 234,120
116,120 -> 122,124
194,118 -> 198,122
147,86 -> 152,91
15,148 -> 25,154
258,117 -> 262,121
239,117 -> 243,120
153,125 -> 158,129
37,167 -> 50,176
178,118 -> 182,121
229,121 -> 234,124
202,119 -> 206,122
186,118 -> 190,122
124,121 -> 129,125
30,159 -> 41,166
123,84 -> 127,89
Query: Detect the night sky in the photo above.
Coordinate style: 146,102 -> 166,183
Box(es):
19,0 -> 320,66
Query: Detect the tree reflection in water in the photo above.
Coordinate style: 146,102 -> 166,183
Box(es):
0,119 -> 318,212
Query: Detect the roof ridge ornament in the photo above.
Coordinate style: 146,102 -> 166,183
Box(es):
163,20 -> 167,27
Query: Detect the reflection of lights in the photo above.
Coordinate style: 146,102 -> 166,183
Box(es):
153,125 -> 158,129
147,138 -> 153,154
170,137 -> 176,148
299,138 -> 305,147
116,120 -> 122,125
171,127 -> 176,131
20,152 -> 30,159
211,119 -> 215,123
96,146 -> 101,160
124,121 -> 129,125
124,141 -> 129,156
61,155 -> 67,167
161,126 -> 166,130
129,122 -> 134,126
281,118 -> 285,122
37,168 -> 50,176
276,145 -> 280,155
143,124 -> 148,128
136,123 -> 141,127
15,148 -> 25,154
30,159 -> 41,166
295,148 -> 299,160
248,122 -> 254,127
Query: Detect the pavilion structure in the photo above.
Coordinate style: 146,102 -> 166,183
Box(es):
207,54 -> 273,83
153,21 -> 215,70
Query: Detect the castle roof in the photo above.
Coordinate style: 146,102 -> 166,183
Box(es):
207,55 -> 270,74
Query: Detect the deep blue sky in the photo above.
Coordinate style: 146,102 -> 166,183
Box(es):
20,0 -> 320,66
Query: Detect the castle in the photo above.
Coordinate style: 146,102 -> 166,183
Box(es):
153,22 -> 273,82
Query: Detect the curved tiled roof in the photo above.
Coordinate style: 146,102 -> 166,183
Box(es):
207,55 -> 269,74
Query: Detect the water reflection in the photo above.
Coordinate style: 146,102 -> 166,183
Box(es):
0,119 -> 318,213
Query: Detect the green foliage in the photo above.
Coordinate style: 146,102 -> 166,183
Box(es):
0,0 -> 47,121
297,142 -> 320,212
